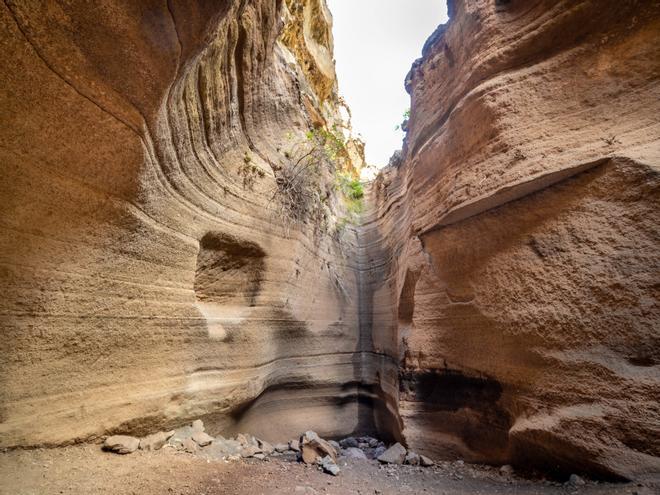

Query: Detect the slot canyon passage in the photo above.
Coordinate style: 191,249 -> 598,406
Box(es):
0,0 -> 659,493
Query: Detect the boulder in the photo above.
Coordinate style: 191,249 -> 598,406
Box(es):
241,445 -> 262,458
405,452 -> 420,466
289,439 -> 301,452
320,455 -> 340,476
168,426 -> 194,449
139,431 -> 174,451
198,438 -> 242,459
192,431 -> 214,447
499,464 -> 514,476
339,437 -> 358,448
420,455 -> 435,467
568,474 -> 586,486
370,445 -> 386,459
103,435 -> 139,454
274,443 -> 290,453
300,431 -> 337,464
257,439 -> 274,455
191,419 -> 204,432
236,433 -> 259,448
341,447 -> 367,460
377,443 -> 407,464
182,437 -> 198,453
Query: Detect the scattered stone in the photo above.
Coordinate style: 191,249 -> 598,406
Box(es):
320,455 -> 340,476
191,419 -> 204,432
420,455 -> 435,467
328,440 -> 340,450
339,437 -> 358,449
191,431 -> 214,447
342,447 -> 367,460
499,464 -> 514,476
300,431 -> 337,464
368,438 -> 379,448
253,453 -> 266,460
182,437 -> 198,453
370,445 -> 386,459
257,439 -> 274,455
103,435 -> 140,454
240,445 -> 261,458
377,443 -> 407,464
168,426 -> 194,449
289,439 -> 301,452
568,474 -> 586,486
197,438 -> 242,459
236,433 -> 249,446
405,451 -> 420,466
139,431 -> 174,451
274,443 -> 290,453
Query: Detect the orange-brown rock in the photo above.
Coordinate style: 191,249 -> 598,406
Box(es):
1,0 -> 658,483
363,0 -> 660,481
0,0 -> 383,448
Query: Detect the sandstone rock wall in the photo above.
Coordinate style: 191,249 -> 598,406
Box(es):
365,0 -> 660,480
0,0 -> 382,447
1,0 -> 659,483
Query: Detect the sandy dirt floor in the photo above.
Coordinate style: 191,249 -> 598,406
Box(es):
0,444 -> 657,495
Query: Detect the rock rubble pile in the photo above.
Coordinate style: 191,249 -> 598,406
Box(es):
102,420 -> 436,477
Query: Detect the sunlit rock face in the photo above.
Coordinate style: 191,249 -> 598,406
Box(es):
0,0 -> 385,447
365,0 -> 660,481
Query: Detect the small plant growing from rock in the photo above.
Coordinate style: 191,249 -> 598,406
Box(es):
335,170 -> 364,227
238,151 -> 265,190
269,131 -> 329,231
395,108 -> 411,131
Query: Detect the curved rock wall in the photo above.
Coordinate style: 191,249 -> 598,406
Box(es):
0,0 -> 376,447
1,0 -> 659,483
365,0 -> 660,481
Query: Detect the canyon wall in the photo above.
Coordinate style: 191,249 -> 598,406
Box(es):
1,0 -> 659,484
0,0 -> 394,448
364,0 -> 660,481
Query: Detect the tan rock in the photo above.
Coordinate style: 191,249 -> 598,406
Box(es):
191,431 -> 214,447
0,0 -> 368,453
366,0 -> 660,481
103,435 -> 139,455
377,443 -> 406,464
139,431 -> 175,451
300,431 -> 337,464
0,0 -> 658,484
182,438 -> 198,453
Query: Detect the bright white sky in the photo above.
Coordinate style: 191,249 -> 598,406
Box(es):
328,0 -> 448,167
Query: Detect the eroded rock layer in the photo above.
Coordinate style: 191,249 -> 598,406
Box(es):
1,0 -> 659,483
0,0 -> 389,447
364,0 -> 660,481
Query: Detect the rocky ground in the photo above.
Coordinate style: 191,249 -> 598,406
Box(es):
0,421 -> 657,495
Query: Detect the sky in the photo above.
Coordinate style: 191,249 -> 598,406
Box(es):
328,0 -> 448,167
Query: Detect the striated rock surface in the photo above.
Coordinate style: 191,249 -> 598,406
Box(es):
0,0 -> 380,448
363,0 -> 660,481
1,0 -> 659,484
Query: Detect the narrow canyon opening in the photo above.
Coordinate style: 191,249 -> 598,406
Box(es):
1,0 -> 659,492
